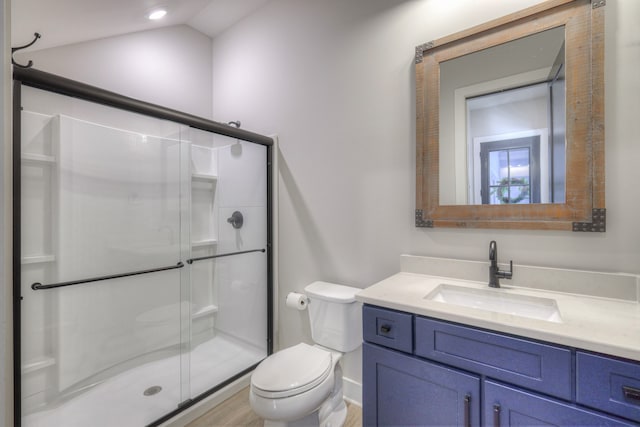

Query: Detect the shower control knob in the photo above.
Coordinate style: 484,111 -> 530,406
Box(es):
227,211 -> 244,229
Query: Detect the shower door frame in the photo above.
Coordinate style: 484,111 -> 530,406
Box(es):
12,67 -> 274,427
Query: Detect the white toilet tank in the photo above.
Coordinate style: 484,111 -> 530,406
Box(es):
304,281 -> 362,352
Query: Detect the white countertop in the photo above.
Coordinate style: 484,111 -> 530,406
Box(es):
356,271 -> 640,362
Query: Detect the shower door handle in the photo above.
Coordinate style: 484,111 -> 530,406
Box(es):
31,262 -> 184,290
187,248 -> 266,264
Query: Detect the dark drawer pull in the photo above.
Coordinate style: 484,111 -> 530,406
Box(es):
464,394 -> 471,427
623,386 -> 640,404
493,403 -> 501,427
380,324 -> 391,333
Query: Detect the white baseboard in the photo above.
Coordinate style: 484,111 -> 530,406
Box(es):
160,373 -> 251,427
342,376 -> 362,407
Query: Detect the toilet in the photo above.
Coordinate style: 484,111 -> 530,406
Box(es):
249,281 -> 362,427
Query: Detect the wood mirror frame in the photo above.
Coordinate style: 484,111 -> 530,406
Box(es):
415,0 -> 605,231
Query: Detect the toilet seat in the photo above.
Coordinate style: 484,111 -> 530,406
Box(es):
251,343 -> 333,399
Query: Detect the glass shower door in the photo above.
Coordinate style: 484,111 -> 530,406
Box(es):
16,71 -> 273,427
19,86 -> 190,426
186,129 -> 268,399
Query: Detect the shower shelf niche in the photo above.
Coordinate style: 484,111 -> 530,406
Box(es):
189,141 -> 220,345
190,143 -> 218,249
20,108 -> 58,408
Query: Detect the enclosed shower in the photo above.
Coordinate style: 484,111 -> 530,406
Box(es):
13,69 -> 273,426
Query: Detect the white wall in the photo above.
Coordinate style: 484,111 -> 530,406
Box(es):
210,0 -> 640,399
17,25 -> 213,118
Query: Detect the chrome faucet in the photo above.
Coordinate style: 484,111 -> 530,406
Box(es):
489,240 -> 513,288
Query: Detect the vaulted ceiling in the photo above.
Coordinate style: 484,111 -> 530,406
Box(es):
12,0 -> 270,50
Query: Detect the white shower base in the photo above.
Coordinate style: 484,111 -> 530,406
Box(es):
23,333 -> 265,427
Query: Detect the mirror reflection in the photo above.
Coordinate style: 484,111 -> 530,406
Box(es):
439,26 -> 565,206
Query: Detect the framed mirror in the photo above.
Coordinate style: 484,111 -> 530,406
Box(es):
415,0 -> 605,231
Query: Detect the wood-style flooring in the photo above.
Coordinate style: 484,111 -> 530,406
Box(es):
186,387 -> 362,427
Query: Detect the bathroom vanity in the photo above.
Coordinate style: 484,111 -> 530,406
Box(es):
357,256 -> 640,426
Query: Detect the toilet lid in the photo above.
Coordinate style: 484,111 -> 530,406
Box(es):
251,343 -> 332,398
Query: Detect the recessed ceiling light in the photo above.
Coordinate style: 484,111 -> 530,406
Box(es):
148,9 -> 167,20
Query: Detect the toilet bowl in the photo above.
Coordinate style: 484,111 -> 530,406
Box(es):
249,282 -> 362,427
250,343 -> 346,426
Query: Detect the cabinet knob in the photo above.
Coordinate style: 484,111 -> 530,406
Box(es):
380,324 -> 391,333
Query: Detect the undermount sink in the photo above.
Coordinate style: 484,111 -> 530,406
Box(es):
425,284 -> 562,323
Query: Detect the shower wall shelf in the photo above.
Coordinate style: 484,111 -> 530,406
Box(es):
191,173 -> 217,182
192,304 -> 219,320
21,255 -> 56,265
191,239 -> 217,248
21,357 -> 56,375
21,153 -> 56,163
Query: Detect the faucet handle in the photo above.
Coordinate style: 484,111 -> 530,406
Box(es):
499,260 -> 514,280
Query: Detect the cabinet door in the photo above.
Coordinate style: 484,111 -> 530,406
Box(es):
363,342 -> 480,426
485,380 -> 637,426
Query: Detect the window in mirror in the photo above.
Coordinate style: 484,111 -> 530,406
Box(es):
479,135 -> 540,205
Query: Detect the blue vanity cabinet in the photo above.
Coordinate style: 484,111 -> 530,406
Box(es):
415,316 -> 573,400
363,305 -> 481,426
363,342 -> 481,426
362,304 -> 640,426
484,380 -> 637,426
576,352 -> 640,422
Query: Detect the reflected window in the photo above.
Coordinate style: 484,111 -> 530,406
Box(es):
480,137 -> 540,205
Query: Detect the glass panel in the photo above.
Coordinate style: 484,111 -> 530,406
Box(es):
509,148 -> 530,180
19,84 -> 270,425
488,150 -> 508,185
20,86 -> 187,426
187,129 -> 268,399
190,253 -> 268,397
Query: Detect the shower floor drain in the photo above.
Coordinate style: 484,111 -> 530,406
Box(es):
143,386 -> 162,396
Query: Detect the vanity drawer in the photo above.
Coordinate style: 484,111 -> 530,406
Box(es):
415,316 -> 572,400
577,352 -> 640,422
363,305 -> 412,353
